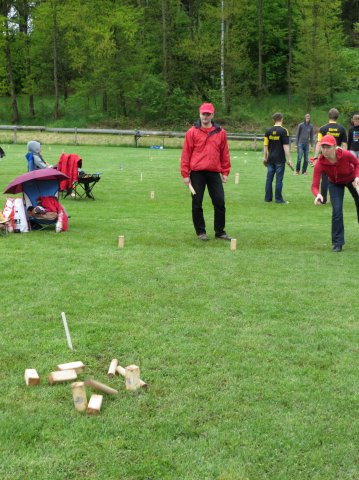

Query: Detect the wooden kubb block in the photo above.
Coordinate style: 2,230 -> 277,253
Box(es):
87,394 -> 103,415
125,365 -> 141,391
116,365 -> 148,388
118,236 -> 125,248
71,381 -> 88,412
48,369 -> 77,385
24,368 -> 40,386
107,359 -> 119,377
57,361 -> 85,374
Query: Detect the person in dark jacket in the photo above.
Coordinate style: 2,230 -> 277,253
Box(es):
180,102 -> 232,241
295,113 -> 314,175
312,135 -> 359,252
348,113 -> 359,159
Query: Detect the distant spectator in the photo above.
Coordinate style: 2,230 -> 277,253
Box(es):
294,113 -> 314,176
27,141 -> 53,169
348,113 -> 359,159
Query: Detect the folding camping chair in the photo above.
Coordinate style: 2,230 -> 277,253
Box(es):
72,171 -> 102,200
57,153 -> 101,200
23,179 -> 68,231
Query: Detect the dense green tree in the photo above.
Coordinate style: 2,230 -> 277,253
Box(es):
291,0 -> 356,110
0,0 -> 357,126
0,0 -> 20,122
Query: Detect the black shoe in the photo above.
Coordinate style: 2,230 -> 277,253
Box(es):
215,233 -> 232,241
332,245 -> 342,253
197,233 -> 209,241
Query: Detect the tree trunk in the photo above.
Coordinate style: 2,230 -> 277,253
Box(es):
4,20 -> 20,123
102,92 -> 108,113
307,3 -> 319,111
52,1 -> 59,119
287,0 -> 292,105
17,0 -> 35,116
161,0 -> 168,82
257,0 -> 264,96
220,0 -> 226,110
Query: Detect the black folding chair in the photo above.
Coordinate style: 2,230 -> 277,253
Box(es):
73,172 -> 101,200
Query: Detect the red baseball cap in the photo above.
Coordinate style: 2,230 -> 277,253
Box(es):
199,103 -> 215,114
320,134 -> 336,146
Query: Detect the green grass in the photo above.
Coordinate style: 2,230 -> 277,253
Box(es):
0,145 -> 358,480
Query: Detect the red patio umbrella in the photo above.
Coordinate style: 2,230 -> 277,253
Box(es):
3,168 -> 69,194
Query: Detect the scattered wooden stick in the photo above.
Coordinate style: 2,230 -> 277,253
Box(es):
48,369 -> 77,385
116,365 -> 147,388
84,378 -> 118,395
150,191 -> 155,199
71,381 -> 88,412
287,161 -> 294,171
24,368 -> 40,386
116,365 -> 126,377
57,361 -> 85,374
107,359 -> 118,377
230,238 -> 237,251
87,394 -> 103,415
61,312 -> 73,351
235,173 -> 239,184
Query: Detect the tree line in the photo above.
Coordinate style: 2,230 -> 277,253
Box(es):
0,0 -> 358,126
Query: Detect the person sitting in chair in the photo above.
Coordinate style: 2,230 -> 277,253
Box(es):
27,141 -> 54,169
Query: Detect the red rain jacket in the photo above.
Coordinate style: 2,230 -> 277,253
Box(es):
181,123 -> 231,178
312,148 -> 359,196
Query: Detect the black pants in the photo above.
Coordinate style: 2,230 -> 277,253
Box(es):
190,171 -> 226,236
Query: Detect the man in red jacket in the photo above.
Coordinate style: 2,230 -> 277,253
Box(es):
180,102 -> 232,241
312,134 -> 359,252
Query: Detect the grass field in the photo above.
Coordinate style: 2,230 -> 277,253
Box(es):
0,144 -> 358,480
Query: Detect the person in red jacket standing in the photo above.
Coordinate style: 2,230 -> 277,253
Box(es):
312,135 -> 359,252
180,102 -> 232,241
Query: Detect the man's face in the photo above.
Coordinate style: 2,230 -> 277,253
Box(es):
200,112 -> 214,126
353,117 -> 359,126
321,144 -> 335,159
305,114 -> 310,122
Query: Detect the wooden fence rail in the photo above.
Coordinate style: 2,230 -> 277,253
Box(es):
0,125 -> 295,148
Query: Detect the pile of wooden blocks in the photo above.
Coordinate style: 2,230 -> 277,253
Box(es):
24,359 -> 147,415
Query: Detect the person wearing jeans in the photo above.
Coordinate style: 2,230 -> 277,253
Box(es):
265,163 -> 285,203
312,134 -> 359,252
295,113 -> 314,175
180,102 -> 232,241
263,112 -> 294,203
313,108 -> 347,204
